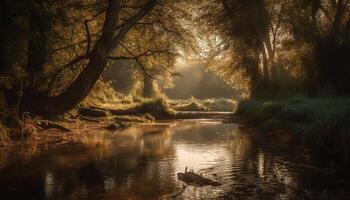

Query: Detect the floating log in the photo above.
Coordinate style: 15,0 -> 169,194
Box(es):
177,169 -> 221,186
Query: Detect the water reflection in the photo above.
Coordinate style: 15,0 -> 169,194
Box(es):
44,171 -> 55,199
0,119 -> 349,200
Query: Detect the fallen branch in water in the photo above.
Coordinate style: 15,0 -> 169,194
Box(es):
177,167 -> 221,186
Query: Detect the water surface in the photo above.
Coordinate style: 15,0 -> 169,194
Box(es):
0,119 -> 349,199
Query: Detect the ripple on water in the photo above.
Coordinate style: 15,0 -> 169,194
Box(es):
0,119 -> 349,200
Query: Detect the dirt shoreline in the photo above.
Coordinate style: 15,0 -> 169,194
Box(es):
1,111 -> 235,150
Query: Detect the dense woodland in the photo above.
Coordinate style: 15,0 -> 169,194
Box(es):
1,0 -> 349,113
0,0 -> 350,150
1,2 -> 350,199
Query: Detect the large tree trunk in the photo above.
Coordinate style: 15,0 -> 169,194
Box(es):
22,0 -> 121,115
22,0 -> 157,116
27,0 -> 48,74
245,47 -> 261,97
0,1 -> 31,118
331,0 -> 345,35
0,1 -> 31,74
43,43 -> 109,114
143,75 -> 156,98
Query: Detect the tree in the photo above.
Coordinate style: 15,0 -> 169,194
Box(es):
196,0 -> 350,97
21,0 -> 159,115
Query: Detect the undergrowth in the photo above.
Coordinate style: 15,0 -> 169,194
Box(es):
237,96 -> 350,166
170,97 -> 236,111
125,98 -> 176,119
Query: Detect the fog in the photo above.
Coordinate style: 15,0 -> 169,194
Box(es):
163,63 -> 237,99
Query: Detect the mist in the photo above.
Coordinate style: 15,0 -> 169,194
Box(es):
163,63 -> 237,99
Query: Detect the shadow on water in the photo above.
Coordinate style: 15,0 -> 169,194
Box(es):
0,119 -> 349,199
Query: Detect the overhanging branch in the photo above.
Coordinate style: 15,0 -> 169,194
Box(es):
111,42 -> 157,79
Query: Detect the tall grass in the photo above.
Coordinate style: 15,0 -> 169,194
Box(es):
124,98 -> 176,119
237,96 -> 350,166
170,97 -> 236,111
0,123 -> 11,147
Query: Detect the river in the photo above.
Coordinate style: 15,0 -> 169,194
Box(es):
0,119 -> 349,199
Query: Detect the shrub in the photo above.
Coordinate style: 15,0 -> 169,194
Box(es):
236,96 -> 350,166
129,98 -> 176,119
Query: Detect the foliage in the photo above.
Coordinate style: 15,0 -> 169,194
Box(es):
0,0 -> 197,115
130,98 -> 176,118
170,97 -> 236,111
174,99 -> 209,111
113,114 -> 155,123
1,0 -> 350,116
83,79 -> 123,107
195,0 -> 350,97
237,96 -> 350,165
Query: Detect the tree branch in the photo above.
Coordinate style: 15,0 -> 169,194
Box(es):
113,42 -> 157,79
110,0 -> 158,50
86,9 -> 106,22
84,20 -> 91,55
47,54 -> 90,91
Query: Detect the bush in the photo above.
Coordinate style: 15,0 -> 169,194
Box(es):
202,98 -> 236,111
175,101 -> 208,111
120,98 -> 176,119
113,114 -> 155,123
236,96 -> 350,166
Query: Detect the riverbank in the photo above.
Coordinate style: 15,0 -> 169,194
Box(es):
236,96 -> 350,168
0,98 -> 171,144
0,112 -> 234,171
0,97 -> 235,149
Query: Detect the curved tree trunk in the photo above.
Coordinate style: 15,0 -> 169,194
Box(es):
44,43 -> 109,115
22,0 -> 158,115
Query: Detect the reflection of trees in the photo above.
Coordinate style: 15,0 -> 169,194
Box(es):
227,134 -> 252,163
225,134 -> 299,199
1,121 -> 332,200
0,124 -> 178,199
64,125 -> 178,199
0,142 -> 39,170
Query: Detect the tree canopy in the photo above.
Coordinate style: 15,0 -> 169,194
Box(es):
0,0 -> 349,115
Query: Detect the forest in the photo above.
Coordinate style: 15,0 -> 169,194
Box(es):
0,0 -> 350,199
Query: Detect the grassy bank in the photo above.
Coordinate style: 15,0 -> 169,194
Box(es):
169,97 -> 237,112
236,96 -> 350,167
